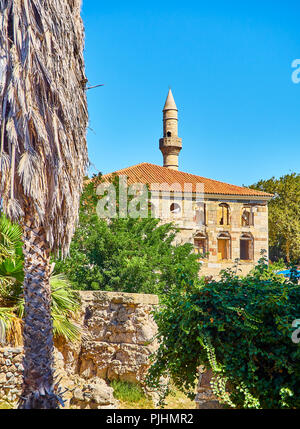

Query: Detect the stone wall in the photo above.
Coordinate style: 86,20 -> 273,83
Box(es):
158,197 -> 269,278
199,200 -> 268,277
0,290 -> 159,408
195,368 -> 223,409
0,346 -> 118,408
74,291 -> 159,384
0,347 -> 23,403
0,291 -> 221,409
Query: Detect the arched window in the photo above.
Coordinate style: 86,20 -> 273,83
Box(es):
217,232 -> 231,260
218,203 -> 230,226
240,233 -> 254,261
194,232 -> 208,257
241,207 -> 254,226
167,131 -> 172,137
170,202 -> 181,214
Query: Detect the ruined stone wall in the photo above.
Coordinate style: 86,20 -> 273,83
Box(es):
0,290 -> 159,408
0,347 -> 23,403
0,291 -> 223,409
74,291 -> 159,384
0,346 -> 118,408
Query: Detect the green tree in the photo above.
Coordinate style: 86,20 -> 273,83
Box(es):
250,173 -> 300,262
54,178 -> 200,295
147,256 -> 300,409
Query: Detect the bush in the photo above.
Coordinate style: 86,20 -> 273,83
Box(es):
54,180 -> 200,295
147,255 -> 300,409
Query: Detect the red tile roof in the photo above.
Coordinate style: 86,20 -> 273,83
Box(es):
101,163 -> 273,198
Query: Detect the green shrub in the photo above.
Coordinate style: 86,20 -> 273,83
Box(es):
147,255 -> 300,409
54,179 -> 200,295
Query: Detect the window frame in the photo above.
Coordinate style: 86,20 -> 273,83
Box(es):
217,231 -> 231,260
240,233 -> 254,261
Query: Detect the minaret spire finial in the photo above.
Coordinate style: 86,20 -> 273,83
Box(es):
163,88 -> 177,111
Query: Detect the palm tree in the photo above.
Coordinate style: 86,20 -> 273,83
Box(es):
0,0 -> 88,408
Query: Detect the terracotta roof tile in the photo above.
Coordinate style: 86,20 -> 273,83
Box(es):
101,163 -> 273,198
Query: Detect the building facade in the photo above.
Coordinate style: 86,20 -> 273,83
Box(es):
103,90 -> 273,277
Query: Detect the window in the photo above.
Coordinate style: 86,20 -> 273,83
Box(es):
193,203 -> 206,225
170,202 -> 181,214
240,233 -> 254,261
241,207 -> 254,226
167,131 -> 172,137
194,233 -> 208,257
218,203 -> 230,226
217,232 -> 231,260
148,202 -> 157,217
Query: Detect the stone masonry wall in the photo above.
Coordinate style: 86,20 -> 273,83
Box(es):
195,368 -> 223,409
156,196 -> 269,278
0,346 -> 118,408
0,347 -> 23,403
74,291 -> 159,384
0,290 -> 159,407
0,291 -> 220,409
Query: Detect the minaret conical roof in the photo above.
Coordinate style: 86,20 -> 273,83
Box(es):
163,88 -> 177,111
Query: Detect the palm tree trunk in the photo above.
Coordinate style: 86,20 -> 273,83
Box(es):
18,215 -> 60,409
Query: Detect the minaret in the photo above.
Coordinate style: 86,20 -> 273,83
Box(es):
159,89 -> 182,170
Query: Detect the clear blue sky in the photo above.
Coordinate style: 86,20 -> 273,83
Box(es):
81,0 -> 300,186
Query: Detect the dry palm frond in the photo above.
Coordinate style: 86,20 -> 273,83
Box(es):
0,0 -> 88,256
6,314 -> 23,346
0,306 -> 23,346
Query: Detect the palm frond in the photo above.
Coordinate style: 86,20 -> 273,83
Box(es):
0,307 -> 13,344
6,314 -> 23,346
0,272 -> 81,343
50,274 -> 81,342
0,258 -> 24,283
0,214 -> 22,261
51,309 -> 80,343
0,307 -> 23,346
50,274 -> 80,314
0,0 -> 88,256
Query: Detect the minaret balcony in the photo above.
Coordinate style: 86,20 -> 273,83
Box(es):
159,137 -> 182,150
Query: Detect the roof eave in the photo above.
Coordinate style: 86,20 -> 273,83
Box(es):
202,193 -> 273,201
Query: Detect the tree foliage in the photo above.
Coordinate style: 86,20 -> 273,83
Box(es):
147,256 -> 300,409
54,177 -> 200,295
249,173 -> 300,262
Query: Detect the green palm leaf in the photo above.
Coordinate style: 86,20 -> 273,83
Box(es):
0,213 -> 81,343
51,310 -> 80,343
0,215 -> 22,257
50,274 -> 81,342
0,259 -> 24,283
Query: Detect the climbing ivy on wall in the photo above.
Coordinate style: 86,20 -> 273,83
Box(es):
147,256 -> 300,409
